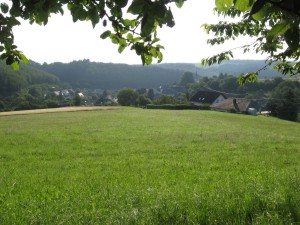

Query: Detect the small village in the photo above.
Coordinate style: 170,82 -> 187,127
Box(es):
51,84 -> 273,117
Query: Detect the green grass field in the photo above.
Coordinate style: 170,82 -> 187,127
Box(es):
0,108 -> 299,224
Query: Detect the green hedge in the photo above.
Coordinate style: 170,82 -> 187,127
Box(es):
146,104 -> 210,110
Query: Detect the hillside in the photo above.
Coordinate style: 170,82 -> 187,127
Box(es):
31,59 -> 284,90
0,60 -> 60,96
0,108 -> 299,224
154,60 -> 283,78
1,59 -> 287,92
33,60 -> 183,89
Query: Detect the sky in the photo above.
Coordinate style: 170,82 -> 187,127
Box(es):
11,0 -> 266,65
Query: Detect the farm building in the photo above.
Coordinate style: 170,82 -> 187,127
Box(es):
190,91 -> 227,106
210,98 -> 262,114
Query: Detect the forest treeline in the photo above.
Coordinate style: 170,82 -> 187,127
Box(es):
32,60 -> 183,89
1,59 -> 285,93
31,59 -> 283,89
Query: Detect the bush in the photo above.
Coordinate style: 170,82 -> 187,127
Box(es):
47,100 -> 59,108
117,88 -> 138,106
146,104 -> 210,110
137,95 -> 152,107
0,101 -> 5,112
229,108 -> 237,113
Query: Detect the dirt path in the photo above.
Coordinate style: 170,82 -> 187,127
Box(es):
0,106 -> 120,116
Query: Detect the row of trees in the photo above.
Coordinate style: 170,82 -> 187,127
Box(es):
117,88 -> 154,107
266,90 -> 299,122
0,84 -> 87,111
117,72 -> 300,122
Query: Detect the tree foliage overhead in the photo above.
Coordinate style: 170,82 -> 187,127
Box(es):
1,0 -> 300,83
0,0 -> 184,69
202,0 -> 300,84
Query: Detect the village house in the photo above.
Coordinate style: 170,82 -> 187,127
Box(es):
210,98 -> 262,114
190,91 -> 227,106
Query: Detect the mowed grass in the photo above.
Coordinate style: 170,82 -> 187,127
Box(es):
0,108 -> 299,224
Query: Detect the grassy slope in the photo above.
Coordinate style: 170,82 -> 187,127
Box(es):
0,108 -> 299,224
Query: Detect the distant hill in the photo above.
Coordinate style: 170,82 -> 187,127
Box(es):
33,60 -> 183,89
0,59 -> 285,92
30,59 -> 284,90
0,60 -> 59,96
154,60 -> 283,78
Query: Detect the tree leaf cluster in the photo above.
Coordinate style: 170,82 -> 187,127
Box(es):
0,0 -> 185,69
203,0 -> 300,83
1,0 -> 300,85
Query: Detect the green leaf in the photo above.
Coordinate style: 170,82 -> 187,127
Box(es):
234,0 -> 250,12
0,46 -> 4,52
250,0 -> 266,18
6,55 -> 14,65
157,51 -> 163,63
115,0 -> 128,8
215,0 -> 234,11
238,72 -> 258,85
111,37 -> 119,44
88,7 -> 100,28
152,3 -> 167,21
267,20 -> 290,41
1,3 -> 9,13
119,38 -> 127,46
0,53 -> 7,60
144,54 -> 152,65
284,27 -> 299,50
110,6 -> 122,18
19,52 -> 29,64
127,0 -> 147,15
71,4 -> 87,21
133,37 -> 141,43
9,5 -> 21,17
150,47 -> 157,57
100,9 -> 106,18
134,44 -> 143,55
100,30 -> 111,39
118,45 -> 126,53
141,14 -> 155,37
165,10 -> 175,28
175,0 -> 184,8
122,19 -> 132,27
67,3 -> 73,11
126,33 -> 133,40
11,61 -> 19,70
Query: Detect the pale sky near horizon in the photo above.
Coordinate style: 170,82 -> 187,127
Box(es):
11,0 -> 266,65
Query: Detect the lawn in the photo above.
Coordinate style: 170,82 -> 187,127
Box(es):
0,107 -> 299,224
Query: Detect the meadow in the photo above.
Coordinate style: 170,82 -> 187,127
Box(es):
0,107 -> 299,224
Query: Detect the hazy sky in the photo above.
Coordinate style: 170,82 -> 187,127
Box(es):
11,0 -> 265,64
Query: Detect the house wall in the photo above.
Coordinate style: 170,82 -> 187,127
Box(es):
191,101 -> 204,106
212,95 -> 226,105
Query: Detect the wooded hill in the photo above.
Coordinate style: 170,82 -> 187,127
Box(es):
31,60 -> 183,89
155,60 -> 283,78
0,60 -> 59,97
32,59 -> 283,89
1,59 -> 284,92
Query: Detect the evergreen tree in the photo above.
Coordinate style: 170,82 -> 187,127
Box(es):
74,94 -> 82,106
277,90 -> 298,122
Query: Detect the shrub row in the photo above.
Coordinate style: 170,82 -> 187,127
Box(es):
146,104 -> 210,110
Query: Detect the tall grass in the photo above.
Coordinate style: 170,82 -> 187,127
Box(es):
0,108 -> 299,224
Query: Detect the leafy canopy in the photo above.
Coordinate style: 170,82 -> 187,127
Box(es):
0,0 -> 184,69
0,0 -> 300,83
203,0 -> 300,84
